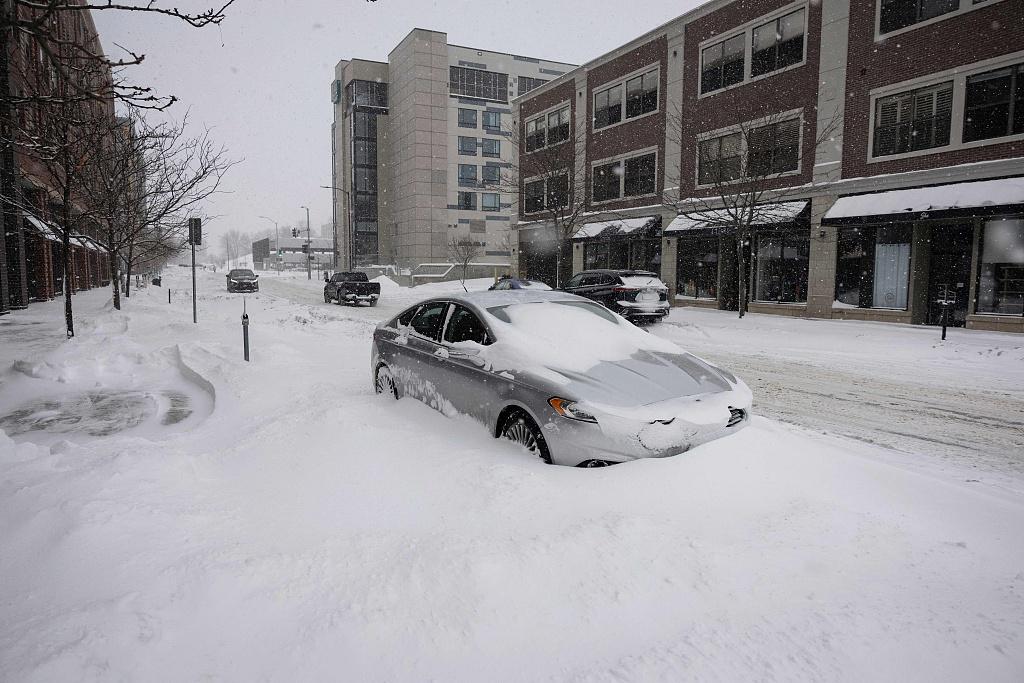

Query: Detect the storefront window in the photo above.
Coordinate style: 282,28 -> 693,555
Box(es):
677,236 -> 719,298
976,218 -> 1024,315
835,225 -> 912,309
583,239 -> 658,271
753,233 -> 808,303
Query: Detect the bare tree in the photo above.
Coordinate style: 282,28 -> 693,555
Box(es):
664,105 -> 840,317
220,229 -> 247,266
500,113 -> 591,287
447,236 -> 481,292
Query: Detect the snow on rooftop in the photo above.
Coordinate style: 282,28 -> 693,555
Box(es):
666,201 -> 808,233
824,176 -> 1024,220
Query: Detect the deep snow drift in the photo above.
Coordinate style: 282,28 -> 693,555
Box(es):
0,269 -> 1022,682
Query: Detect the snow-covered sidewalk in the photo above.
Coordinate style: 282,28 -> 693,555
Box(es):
0,269 -> 1022,681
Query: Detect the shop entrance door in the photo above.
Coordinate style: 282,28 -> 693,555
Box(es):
927,224 -> 973,326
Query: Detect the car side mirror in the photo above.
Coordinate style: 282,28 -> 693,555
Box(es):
450,346 -> 481,358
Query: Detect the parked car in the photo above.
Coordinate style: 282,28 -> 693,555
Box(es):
226,268 -> 259,293
561,269 -> 670,321
325,271 -> 380,306
488,277 -> 552,291
371,290 -> 751,467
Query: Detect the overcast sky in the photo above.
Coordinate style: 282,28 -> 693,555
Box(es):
93,0 -> 701,250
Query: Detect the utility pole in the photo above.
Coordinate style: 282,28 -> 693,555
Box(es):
188,217 -> 201,323
301,205 -> 311,280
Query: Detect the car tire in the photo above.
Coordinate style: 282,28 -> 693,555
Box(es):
500,409 -> 552,464
374,364 -> 399,399
324,291 -> 331,303
369,298 -> 378,307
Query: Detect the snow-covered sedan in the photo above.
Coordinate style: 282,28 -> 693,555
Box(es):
226,268 -> 259,293
371,290 -> 751,467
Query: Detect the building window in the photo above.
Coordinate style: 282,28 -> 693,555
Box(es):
747,118 -> 801,176
481,165 -> 500,184
458,164 -> 477,187
345,79 -> 388,111
751,9 -> 805,78
524,180 -> 545,213
519,76 -> 548,95
879,0 -> 959,35
458,108 -> 477,128
546,106 -> 571,145
525,116 -> 546,152
593,84 -> 622,130
449,66 -> 509,103
592,161 -> 622,202
457,191 -> 477,211
873,82 -> 953,157
701,34 -> 745,94
458,136 -> 477,156
835,225 -> 912,309
698,133 -> 742,185
547,174 -> 569,209
623,153 -> 656,197
584,242 -> 629,270
594,69 -> 658,130
624,70 -> 659,119
963,64 -> 1024,143
482,138 -> 501,158
354,167 -> 378,193
481,192 -> 500,212
753,234 -> 809,303
677,236 -> 720,299
976,218 -> 1024,315
482,111 -> 501,131
354,139 -> 376,166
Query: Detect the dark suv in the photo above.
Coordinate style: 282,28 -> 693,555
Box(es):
562,269 -> 669,321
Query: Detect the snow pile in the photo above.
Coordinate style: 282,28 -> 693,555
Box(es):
0,269 -> 1022,681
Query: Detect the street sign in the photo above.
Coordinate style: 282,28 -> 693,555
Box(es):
188,217 -> 202,245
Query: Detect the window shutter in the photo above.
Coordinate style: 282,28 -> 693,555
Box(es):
878,97 -> 900,127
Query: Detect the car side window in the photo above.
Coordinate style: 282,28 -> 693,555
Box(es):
599,274 -> 617,286
444,305 -> 489,345
579,275 -> 599,287
565,274 -> 584,288
395,306 -> 418,328
409,302 -> 448,341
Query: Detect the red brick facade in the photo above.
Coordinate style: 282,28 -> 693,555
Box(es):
842,0 -> 1024,178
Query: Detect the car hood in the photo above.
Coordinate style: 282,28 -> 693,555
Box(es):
542,350 -> 734,407
230,275 -> 257,281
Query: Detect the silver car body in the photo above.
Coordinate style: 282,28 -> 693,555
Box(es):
370,290 -> 752,466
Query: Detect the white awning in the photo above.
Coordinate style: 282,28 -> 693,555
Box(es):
823,177 -> 1024,221
24,214 -> 62,243
572,215 -> 660,240
666,201 -> 808,233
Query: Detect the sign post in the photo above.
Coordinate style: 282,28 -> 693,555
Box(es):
188,217 -> 202,324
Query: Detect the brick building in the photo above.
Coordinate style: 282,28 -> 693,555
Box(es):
0,1 -> 113,316
514,0 -> 1024,333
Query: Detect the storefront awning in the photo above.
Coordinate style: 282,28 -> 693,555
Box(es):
822,177 -> 1024,224
78,236 -> 109,253
666,201 -> 808,233
572,215 -> 661,240
24,214 -> 63,243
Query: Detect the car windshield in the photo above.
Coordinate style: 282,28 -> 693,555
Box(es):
229,269 -> 254,277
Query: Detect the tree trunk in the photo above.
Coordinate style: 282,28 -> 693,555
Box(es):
124,245 -> 133,298
736,233 -> 747,319
109,252 -> 121,310
554,238 -> 566,288
62,183 -> 75,337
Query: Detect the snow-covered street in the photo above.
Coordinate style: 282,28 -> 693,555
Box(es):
1,269 -> 1023,681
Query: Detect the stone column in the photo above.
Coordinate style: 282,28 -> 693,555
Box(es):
806,195 -> 839,318
661,236 -> 678,299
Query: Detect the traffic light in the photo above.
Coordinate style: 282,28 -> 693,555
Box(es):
291,228 -> 299,238
301,243 -> 309,253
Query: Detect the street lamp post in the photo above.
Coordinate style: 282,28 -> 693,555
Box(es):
300,205 -> 312,280
257,215 -> 280,273
320,184 -> 351,271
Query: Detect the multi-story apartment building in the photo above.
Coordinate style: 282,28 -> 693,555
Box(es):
514,0 -> 1024,333
0,2 -> 114,315
330,29 -> 575,272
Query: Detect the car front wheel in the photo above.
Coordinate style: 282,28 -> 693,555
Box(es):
324,290 -> 331,303
374,364 -> 399,399
500,410 -> 552,464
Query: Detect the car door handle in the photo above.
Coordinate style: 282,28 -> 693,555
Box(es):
433,347 -> 450,359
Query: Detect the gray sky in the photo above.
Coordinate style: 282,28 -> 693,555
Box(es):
93,0 -> 700,249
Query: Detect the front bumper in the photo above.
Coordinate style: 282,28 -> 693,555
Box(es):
538,387 -> 752,467
228,282 -> 258,292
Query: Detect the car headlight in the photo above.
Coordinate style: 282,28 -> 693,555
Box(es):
549,397 -> 597,423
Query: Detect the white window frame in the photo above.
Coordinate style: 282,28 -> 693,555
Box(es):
693,108 -> 805,189
590,146 -> 660,206
874,0 -> 1004,41
866,49 -> 1024,163
524,100 -> 572,152
481,192 -> 501,212
591,63 -> 662,134
697,1 -> 809,100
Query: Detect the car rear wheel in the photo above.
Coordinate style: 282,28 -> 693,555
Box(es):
324,290 -> 331,303
374,364 -> 399,399
500,410 -> 552,464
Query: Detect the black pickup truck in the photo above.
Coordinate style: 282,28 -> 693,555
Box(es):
324,271 -> 380,306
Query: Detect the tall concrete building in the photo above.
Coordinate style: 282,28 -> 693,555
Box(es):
331,29 -> 575,271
